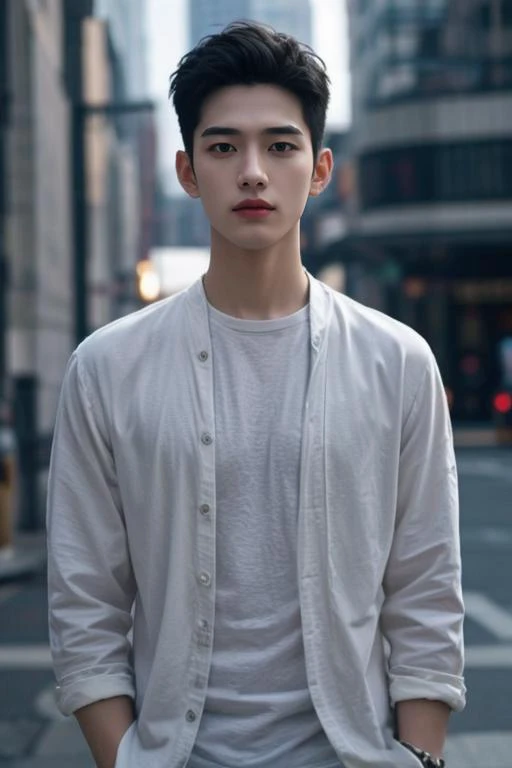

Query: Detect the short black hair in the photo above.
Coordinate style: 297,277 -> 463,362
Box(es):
169,21 -> 330,163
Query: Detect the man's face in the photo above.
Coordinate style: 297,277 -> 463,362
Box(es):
177,84 -> 330,252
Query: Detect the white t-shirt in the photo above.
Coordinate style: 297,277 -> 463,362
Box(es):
189,302 -> 341,768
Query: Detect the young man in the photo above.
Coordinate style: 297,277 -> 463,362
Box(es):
47,22 -> 465,768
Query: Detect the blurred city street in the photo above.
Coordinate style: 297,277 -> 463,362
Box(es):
0,447 -> 511,767
1,0 -> 512,766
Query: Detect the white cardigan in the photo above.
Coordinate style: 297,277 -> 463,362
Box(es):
47,274 -> 466,768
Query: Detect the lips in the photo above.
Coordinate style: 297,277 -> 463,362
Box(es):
232,199 -> 275,211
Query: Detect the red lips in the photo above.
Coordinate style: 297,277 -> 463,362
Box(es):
232,199 -> 275,211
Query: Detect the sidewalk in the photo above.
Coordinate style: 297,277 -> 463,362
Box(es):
0,532 -> 93,767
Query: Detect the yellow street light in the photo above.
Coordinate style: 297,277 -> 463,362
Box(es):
136,260 -> 160,303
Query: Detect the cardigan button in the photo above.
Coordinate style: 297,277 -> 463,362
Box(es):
198,350 -> 209,362
199,572 -> 211,586
201,432 -> 213,446
185,709 -> 196,722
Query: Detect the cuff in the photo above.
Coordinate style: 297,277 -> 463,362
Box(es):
389,667 -> 467,712
56,672 -> 136,716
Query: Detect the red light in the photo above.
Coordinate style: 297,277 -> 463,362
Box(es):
494,392 -> 512,414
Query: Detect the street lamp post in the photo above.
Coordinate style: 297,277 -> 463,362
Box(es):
72,98 -> 155,346
0,0 -> 10,407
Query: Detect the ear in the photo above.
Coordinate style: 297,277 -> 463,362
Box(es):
309,148 -> 334,198
176,150 -> 200,198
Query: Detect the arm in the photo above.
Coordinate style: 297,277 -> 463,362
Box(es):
396,699 -> 450,759
75,696 -> 135,768
381,351 -> 466,749
47,352 -> 136,716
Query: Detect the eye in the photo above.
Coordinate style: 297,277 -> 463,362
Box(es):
270,142 -> 297,153
209,143 -> 236,153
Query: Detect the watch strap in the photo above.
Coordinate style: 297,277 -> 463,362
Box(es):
400,739 -> 446,768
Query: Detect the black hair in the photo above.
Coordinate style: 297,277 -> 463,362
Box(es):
169,21 -> 330,163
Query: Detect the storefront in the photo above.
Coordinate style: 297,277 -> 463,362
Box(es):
348,236 -> 512,423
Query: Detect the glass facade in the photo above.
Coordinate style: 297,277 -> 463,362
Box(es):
359,140 -> 512,210
352,0 -> 512,107
251,0 -> 312,45
189,0 -> 312,47
189,0 -> 252,45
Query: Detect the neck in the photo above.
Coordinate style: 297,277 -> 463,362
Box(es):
203,226 -> 309,320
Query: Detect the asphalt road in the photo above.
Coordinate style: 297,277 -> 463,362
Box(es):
0,447 -> 511,765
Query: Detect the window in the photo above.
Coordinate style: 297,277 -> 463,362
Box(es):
359,140 -> 512,210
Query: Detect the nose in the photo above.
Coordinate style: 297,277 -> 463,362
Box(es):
237,149 -> 268,189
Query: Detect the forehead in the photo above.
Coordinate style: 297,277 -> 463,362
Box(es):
197,84 -> 306,134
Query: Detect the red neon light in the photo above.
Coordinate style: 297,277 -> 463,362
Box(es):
494,392 -> 512,414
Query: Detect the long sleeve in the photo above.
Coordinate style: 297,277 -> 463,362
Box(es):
381,352 -> 466,712
47,352 -> 137,715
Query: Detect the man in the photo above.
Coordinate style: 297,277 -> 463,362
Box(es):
47,22 -> 465,768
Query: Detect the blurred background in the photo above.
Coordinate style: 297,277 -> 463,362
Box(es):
0,1 -> 511,766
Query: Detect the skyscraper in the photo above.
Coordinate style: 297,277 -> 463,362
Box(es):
346,0 -> 512,423
95,0 -> 149,98
189,0 -> 312,47
349,0 -> 512,118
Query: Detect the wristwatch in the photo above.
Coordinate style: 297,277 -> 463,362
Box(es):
400,740 -> 446,767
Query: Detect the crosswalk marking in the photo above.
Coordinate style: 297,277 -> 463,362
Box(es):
0,644 -> 52,668
462,526 -> 512,548
464,591 -> 512,640
1,593 -> 511,671
465,644 -> 512,668
0,641 -> 508,670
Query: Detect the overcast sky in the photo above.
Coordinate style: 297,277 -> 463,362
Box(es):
147,0 -> 351,193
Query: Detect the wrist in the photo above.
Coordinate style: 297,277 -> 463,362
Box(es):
400,739 -> 445,767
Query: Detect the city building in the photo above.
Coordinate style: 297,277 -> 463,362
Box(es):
346,0 -> 512,422
0,1 -> 10,413
0,0 -> 154,531
95,0 -> 149,100
189,0 -> 312,46
154,190 -> 210,249
79,1 -> 156,331
5,0 -> 74,528
94,0 -> 157,284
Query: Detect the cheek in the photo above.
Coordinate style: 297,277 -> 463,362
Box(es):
194,173 -> 226,209
281,160 -> 314,188
280,169 -> 314,207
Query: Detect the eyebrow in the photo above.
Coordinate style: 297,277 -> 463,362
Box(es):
200,125 -> 304,138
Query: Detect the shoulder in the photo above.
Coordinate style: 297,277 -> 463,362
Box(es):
74,287 -> 191,385
320,284 -> 440,419
329,287 -> 433,368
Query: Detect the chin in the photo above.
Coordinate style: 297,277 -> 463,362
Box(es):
227,230 -> 288,251
236,239 -> 282,252
212,222 -> 293,253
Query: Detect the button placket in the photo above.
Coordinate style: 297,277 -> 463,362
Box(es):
201,432 -> 213,446
198,571 -> 211,587
188,330 -> 214,730
197,617 -> 211,647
